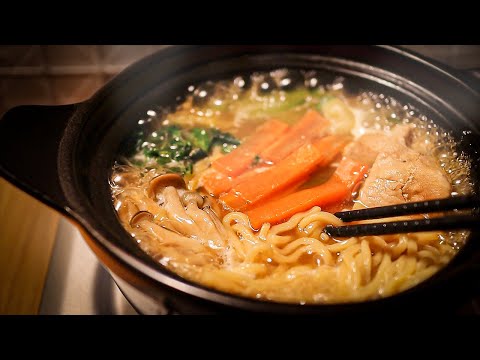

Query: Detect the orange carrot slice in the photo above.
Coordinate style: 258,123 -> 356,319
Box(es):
204,111 -> 329,196
260,109 -> 330,163
202,166 -> 271,197
211,119 -> 289,177
201,169 -> 234,196
246,157 -> 369,229
220,135 -> 350,211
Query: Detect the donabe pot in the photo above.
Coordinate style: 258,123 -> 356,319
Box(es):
1,45 -> 480,315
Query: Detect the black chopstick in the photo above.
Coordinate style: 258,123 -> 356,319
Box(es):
324,214 -> 480,237
334,195 -> 479,222
324,195 -> 480,237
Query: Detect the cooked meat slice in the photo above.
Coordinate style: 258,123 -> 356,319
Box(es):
344,125 -> 413,165
358,150 -> 451,207
343,139 -> 379,166
345,124 -> 450,207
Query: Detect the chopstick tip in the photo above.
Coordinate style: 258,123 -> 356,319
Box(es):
324,225 -> 335,237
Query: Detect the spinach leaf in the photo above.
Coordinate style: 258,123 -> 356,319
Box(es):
143,148 -> 160,158
189,148 -> 208,161
188,128 -> 211,152
212,129 -> 240,146
210,129 -> 240,154
221,143 -> 237,154
134,123 -> 240,175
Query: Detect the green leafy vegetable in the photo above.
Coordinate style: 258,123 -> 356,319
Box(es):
188,128 -> 211,152
143,148 -> 160,158
189,148 -> 208,161
316,94 -> 336,111
221,143 -> 237,154
316,94 -> 355,135
252,154 -> 262,166
271,89 -> 310,112
212,129 -> 240,146
135,124 -> 239,175
241,88 -> 312,118
186,127 -> 240,153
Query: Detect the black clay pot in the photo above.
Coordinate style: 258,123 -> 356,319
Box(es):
1,45 -> 480,315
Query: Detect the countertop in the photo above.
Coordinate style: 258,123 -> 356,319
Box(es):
0,179 -> 59,314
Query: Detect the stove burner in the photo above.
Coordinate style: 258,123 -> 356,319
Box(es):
39,219 -> 137,315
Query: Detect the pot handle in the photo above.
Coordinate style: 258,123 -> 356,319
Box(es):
0,104 -> 78,215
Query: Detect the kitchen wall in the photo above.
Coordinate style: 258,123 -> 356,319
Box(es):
1,45 -> 479,117
0,45 -> 169,116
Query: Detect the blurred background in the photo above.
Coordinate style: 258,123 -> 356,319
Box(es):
0,45 -> 169,117
1,45 -> 480,117
1,45 -> 479,315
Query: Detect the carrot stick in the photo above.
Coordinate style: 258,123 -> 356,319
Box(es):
261,109 -> 330,163
220,135 -> 350,210
202,165 -> 270,197
246,157 -> 369,229
211,119 -> 289,177
219,177 -> 305,209
204,111 -> 328,196
201,169 -> 233,196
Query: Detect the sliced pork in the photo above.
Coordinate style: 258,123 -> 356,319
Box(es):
348,125 -> 451,207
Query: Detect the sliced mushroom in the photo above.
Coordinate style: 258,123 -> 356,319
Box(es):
130,211 -> 154,227
202,195 -> 223,216
111,171 -> 139,187
202,195 -> 212,209
181,191 -> 204,207
147,173 -> 186,199
117,198 -> 140,221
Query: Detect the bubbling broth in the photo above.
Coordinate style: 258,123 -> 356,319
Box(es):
111,69 -> 473,304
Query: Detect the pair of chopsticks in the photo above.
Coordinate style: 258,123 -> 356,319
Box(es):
324,195 -> 480,237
